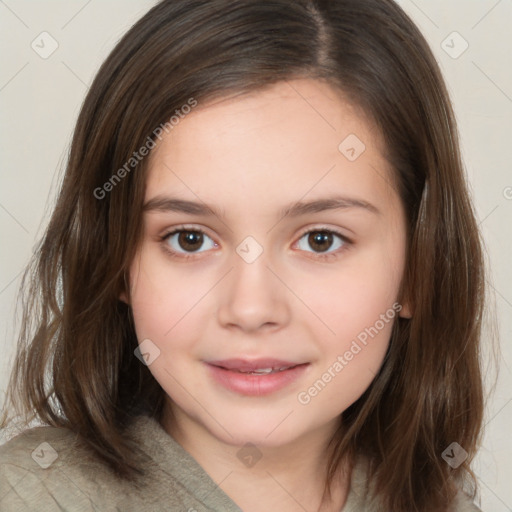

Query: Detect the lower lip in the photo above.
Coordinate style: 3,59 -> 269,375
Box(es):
206,363 -> 310,396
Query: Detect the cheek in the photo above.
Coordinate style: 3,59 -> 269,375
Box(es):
294,250 -> 401,401
298,294 -> 396,413
129,250 -> 185,341
300,250 -> 403,340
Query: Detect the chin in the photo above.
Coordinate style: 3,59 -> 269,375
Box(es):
206,412 -> 313,448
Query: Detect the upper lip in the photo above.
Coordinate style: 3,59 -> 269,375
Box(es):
206,358 -> 307,372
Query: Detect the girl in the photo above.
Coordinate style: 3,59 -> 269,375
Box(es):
0,0 -> 490,510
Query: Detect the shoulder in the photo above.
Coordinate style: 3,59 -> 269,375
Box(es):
0,416 -> 243,512
0,422 -> 142,511
345,455 -> 483,512
450,488 -> 483,512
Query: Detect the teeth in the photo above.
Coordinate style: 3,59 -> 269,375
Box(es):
236,366 -> 292,374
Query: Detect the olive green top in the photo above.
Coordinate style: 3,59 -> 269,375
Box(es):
0,415 -> 482,511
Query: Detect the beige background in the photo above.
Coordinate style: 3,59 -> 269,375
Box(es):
0,1 -> 511,510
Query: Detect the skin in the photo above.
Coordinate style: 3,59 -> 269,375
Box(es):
123,78 -> 411,512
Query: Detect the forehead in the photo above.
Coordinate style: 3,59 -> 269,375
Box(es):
145,79 -> 399,216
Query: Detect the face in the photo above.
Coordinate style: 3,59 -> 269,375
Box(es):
126,78 -> 410,450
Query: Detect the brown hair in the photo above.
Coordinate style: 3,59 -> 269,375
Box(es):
1,0 -> 495,510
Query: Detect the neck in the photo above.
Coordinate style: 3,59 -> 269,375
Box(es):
161,407 -> 351,512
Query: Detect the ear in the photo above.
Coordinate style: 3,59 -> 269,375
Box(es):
398,301 -> 412,319
119,272 -> 130,305
397,291 -> 413,318
397,278 -> 412,319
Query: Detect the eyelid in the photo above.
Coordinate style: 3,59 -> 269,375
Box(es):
160,224 -> 219,255
291,225 -> 353,261
160,223 -> 217,240
160,224 -> 353,260
295,225 -> 353,243
160,224 -> 353,242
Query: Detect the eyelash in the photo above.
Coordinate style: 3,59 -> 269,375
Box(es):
159,225 -> 353,262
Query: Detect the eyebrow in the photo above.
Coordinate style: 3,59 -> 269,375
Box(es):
143,195 -> 380,218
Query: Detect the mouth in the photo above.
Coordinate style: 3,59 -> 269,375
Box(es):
208,358 -> 307,372
222,366 -> 300,375
205,358 -> 310,396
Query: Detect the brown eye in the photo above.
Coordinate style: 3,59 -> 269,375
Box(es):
296,229 -> 350,259
307,232 -> 334,253
163,229 -> 217,256
177,231 -> 204,252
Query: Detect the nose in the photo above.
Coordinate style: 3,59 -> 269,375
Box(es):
216,250 -> 291,334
